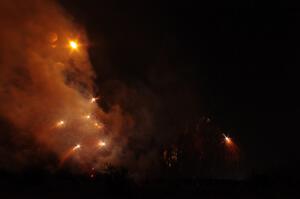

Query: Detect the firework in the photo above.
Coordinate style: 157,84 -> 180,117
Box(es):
84,114 -> 91,119
56,120 -> 65,128
69,40 -> 78,49
90,97 -> 99,103
94,122 -> 103,129
223,134 -> 232,145
73,144 -> 81,151
222,134 -> 239,161
98,140 -> 106,147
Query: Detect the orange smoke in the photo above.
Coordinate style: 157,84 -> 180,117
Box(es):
0,0 -> 131,173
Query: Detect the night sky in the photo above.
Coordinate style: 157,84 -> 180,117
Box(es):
59,0 -> 299,176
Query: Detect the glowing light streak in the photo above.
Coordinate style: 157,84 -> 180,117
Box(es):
73,144 -> 81,151
223,134 -> 232,145
60,144 -> 81,167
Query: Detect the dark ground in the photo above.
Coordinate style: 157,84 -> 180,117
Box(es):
0,170 -> 298,198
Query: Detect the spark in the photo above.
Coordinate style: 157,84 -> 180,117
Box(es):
73,144 -> 81,151
223,134 -> 232,145
94,122 -> 103,129
98,141 -> 106,147
222,134 -> 239,160
90,97 -> 99,103
69,40 -> 78,50
56,120 -> 65,127
60,145 -> 81,167
84,114 -> 91,119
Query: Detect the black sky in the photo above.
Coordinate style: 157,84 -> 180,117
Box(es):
60,0 -> 299,176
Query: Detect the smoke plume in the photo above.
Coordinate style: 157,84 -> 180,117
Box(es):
0,0 -> 238,180
0,0 -> 141,174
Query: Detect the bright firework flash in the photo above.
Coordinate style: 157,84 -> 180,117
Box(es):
56,120 -> 65,128
98,140 -> 106,147
222,134 -> 239,161
73,144 -> 81,151
69,40 -> 78,50
90,97 -> 99,103
223,134 -> 232,145
83,114 -> 91,119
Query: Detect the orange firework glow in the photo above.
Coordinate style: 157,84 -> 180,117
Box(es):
60,144 -> 81,167
73,144 -> 81,151
56,120 -> 65,127
223,134 -> 232,145
98,140 -> 106,147
84,114 -> 91,119
69,40 -> 78,50
222,134 -> 239,160
94,122 -> 103,129
90,97 -> 99,103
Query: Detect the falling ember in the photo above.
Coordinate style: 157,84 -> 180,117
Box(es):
69,40 -> 78,49
223,134 -> 232,145
94,122 -> 103,129
84,114 -> 91,119
90,97 -> 99,103
98,141 -> 106,147
60,145 -> 81,167
56,120 -> 65,127
73,144 -> 81,151
222,134 -> 239,161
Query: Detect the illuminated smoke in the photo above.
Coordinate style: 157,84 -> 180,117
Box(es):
0,0 -> 239,179
0,0 -> 132,173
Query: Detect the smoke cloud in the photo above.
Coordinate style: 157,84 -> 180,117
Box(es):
0,0 -> 142,174
0,0 -> 238,180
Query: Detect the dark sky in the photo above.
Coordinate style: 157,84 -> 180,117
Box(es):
60,0 -> 299,175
